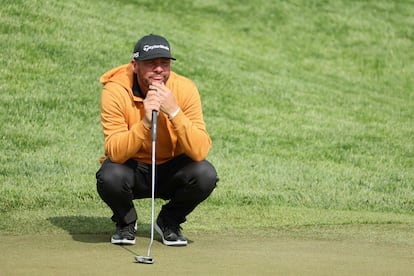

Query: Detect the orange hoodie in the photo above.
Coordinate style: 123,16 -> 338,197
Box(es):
99,64 -> 211,164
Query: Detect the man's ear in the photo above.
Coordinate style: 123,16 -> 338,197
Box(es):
131,60 -> 138,73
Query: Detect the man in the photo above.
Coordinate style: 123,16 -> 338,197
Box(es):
96,34 -> 218,246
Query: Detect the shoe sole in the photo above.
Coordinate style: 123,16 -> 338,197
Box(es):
154,222 -> 188,246
111,237 -> 136,245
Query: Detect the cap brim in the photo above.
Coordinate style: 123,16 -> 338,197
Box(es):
137,56 -> 176,61
134,51 -> 176,61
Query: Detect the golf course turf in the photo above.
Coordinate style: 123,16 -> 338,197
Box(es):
1,225 -> 413,275
1,1 -> 413,275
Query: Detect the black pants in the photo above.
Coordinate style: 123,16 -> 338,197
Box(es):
96,155 -> 218,226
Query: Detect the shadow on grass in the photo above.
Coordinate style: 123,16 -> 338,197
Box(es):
47,216 -> 152,244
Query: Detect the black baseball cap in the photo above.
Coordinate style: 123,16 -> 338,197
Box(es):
132,34 -> 176,61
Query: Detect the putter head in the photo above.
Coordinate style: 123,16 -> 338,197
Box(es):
135,255 -> 154,264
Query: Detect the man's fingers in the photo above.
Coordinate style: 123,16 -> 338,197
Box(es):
149,82 -> 166,93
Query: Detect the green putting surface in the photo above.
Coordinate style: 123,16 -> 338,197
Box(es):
1,231 -> 413,275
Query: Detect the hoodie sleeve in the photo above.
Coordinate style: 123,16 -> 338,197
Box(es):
169,80 -> 212,162
101,82 -> 150,164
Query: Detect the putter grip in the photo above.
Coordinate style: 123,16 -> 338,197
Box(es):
151,110 -> 157,142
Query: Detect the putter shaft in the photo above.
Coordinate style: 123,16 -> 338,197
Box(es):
136,110 -> 157,264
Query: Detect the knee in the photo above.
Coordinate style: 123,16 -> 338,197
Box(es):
194,160 -> 218,194
96,160 -> 132,194
96,165 -> 115,190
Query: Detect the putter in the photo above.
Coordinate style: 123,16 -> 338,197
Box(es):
135,110 -> 157,264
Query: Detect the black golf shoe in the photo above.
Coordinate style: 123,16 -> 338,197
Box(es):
155,216 -> 188,246
111,222 -> 136,245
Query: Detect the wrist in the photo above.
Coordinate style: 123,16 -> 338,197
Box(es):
168,107 -> 180,119
142,119 -> 151,129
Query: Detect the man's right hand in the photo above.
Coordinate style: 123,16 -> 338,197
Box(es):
142,88 -> 160,129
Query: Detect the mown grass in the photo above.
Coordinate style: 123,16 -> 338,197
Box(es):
0,0 -> 413,236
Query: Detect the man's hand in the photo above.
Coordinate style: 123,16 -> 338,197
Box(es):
149,82 -> 179,118
142,88 -> 160,129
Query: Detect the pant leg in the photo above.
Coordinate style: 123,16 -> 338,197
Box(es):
156,155 -> 218,224
96,159 -> 140,226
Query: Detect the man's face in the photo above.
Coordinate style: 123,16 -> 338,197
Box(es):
133,58 -> 171,90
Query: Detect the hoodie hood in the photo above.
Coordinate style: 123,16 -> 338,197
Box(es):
100,64 -> 133,85
100,64 -> 138,100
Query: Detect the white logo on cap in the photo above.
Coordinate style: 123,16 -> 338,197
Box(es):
143,44 -> 170,52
